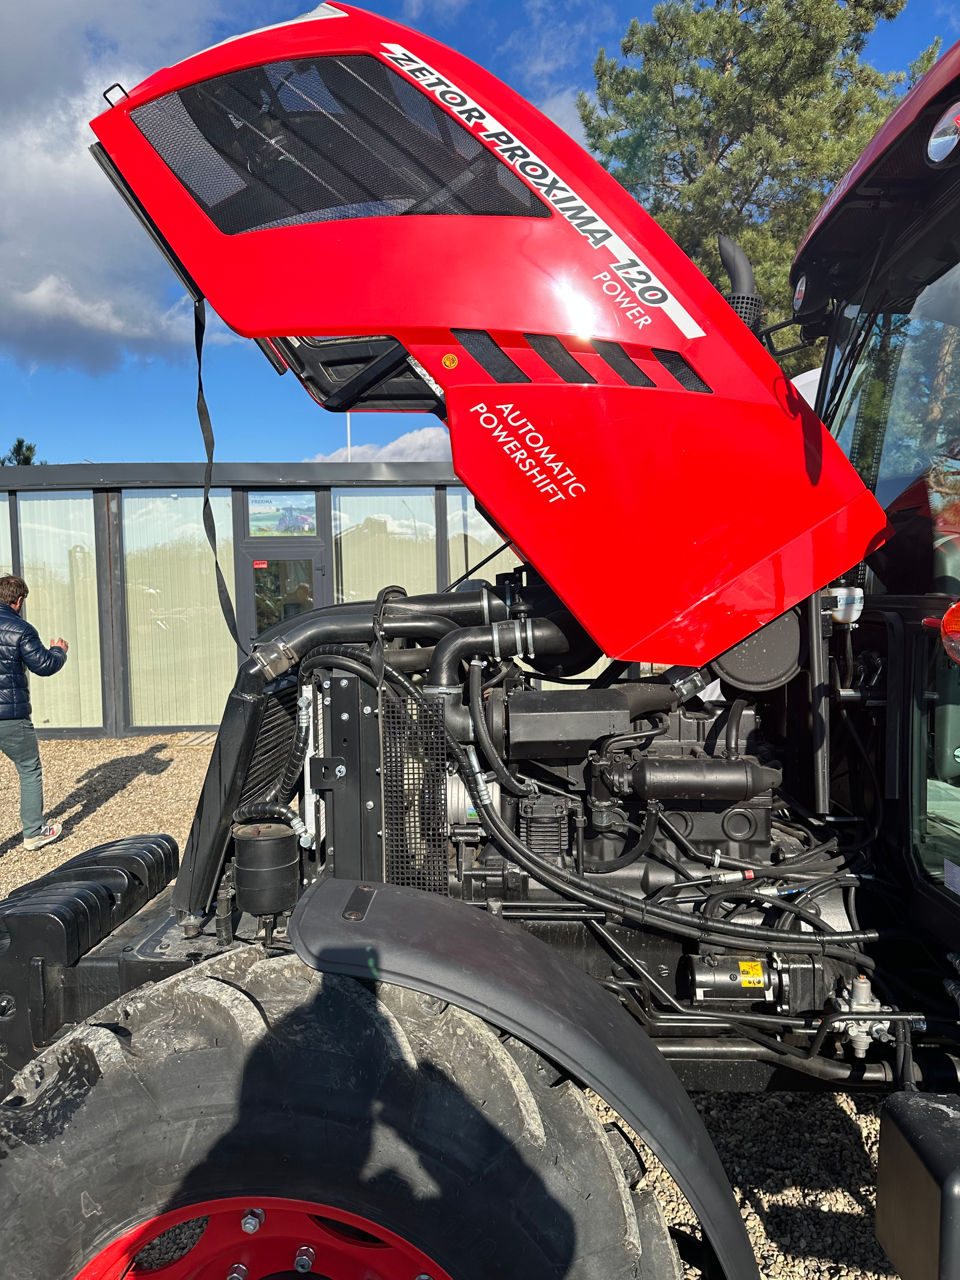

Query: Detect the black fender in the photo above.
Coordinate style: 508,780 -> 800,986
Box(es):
290,878 -> 760,1280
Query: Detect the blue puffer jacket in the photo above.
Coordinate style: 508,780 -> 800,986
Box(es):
0,603 -> 67,719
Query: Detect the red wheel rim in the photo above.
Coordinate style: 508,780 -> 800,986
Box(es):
75,1195 -> 454,1280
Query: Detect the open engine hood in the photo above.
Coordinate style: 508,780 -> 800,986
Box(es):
90,2 -> 886,664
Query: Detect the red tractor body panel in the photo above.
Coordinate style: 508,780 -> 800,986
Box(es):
90,2 -> 886,663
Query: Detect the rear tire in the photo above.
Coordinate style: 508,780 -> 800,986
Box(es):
0,947 -> 680,1279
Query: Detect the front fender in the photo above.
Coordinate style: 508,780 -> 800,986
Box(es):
290,878 -> 760,1280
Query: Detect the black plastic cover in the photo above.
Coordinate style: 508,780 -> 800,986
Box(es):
0,835 -> 179,964
507,688 -> 631,759
877,1092 -> 960,1280
710,607 -> 802,692
0,835 -> 179,1083
290,876 -> 760,1280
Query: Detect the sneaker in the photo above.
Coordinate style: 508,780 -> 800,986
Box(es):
24,822 -> 62,851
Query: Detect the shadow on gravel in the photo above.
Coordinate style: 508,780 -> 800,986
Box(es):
697,1089 -> 895,1276
0,743 -> 171,858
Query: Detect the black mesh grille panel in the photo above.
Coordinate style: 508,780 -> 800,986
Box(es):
652,349 -> 713,394
381,696 -> 448,894
452,329 -> 530,382
524,333 -> 596,384
240,680 -> 298,804
132,56 -> 549,235
591,339 -> 655,387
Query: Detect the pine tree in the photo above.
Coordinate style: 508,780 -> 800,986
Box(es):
1,438 -> 40,466
578,1 -> 939,363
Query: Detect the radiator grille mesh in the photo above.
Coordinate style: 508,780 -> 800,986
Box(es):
240,680 -> 298,804
381,695 -> 448,894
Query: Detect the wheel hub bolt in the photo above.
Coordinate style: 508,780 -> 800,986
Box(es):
240,1208 -> 264,1234
294,1245 -> 316,1273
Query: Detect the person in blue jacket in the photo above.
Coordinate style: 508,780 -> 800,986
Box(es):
0,575 -> 68,850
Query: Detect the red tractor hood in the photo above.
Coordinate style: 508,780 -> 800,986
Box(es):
90,2 -> 886,664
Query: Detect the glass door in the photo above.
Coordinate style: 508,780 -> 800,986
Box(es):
252,556 -> 315,634
237,490 -> 328,644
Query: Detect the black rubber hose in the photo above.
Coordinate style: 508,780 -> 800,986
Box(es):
386,590 -> 508,624
260,695 -> 311,805
701,885 -> 838,931
468,660 -> 533,796
581,806 -> 659,873
383,646 -> 434,672
467,768 -> 878,953
320,642 -> 881,957
380,615 -> 458,643
725,698 -> 748,759
299,649 -> 388,692
248,603 -> 474,686
428,618 -> 570,686
232,799 -> 311,847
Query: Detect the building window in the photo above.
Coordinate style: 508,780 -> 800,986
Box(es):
122,489 -> 236,726
247,491 -> 317,537
0,495 -> 11,576
18,492 -> 102,729
446,488 -> 520,585
332,488 -> 436,602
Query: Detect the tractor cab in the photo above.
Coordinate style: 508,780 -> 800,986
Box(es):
794,40 -> 960,1280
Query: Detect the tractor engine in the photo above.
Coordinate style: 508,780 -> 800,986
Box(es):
178,568 -> 860,1035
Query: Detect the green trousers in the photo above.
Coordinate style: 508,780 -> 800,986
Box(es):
0,717 -> 44,838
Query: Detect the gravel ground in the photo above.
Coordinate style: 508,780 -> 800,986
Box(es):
0,731 -> 213,898
0,734 -> 900,1278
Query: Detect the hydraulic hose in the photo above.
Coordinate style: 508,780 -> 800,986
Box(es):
468,659 -> 533,796
300,649 -> 386,692
455,740 -> 878,955
260,692 -> 311,805
701,885 -> 840,931
305,640 -> 881,960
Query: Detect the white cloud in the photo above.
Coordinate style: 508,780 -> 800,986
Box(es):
304,425 -> 451,462
0,0 -> 281,371
537,88 -> 589,148
935,4 -> 960,36
498,0 -> 615,100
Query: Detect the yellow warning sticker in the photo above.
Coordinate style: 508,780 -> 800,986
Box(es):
738,960 -> 764,988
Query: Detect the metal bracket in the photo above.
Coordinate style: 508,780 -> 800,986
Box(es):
309,757 -> 347,790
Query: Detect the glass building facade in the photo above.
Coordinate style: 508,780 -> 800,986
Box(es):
18,492 -> 102,730
122,490 -> 236,727
0,463 -> 519,735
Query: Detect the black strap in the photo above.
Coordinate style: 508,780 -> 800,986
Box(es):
195,298 -> 247,656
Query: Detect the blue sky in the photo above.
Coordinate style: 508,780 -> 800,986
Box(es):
0,0 -> 955,466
